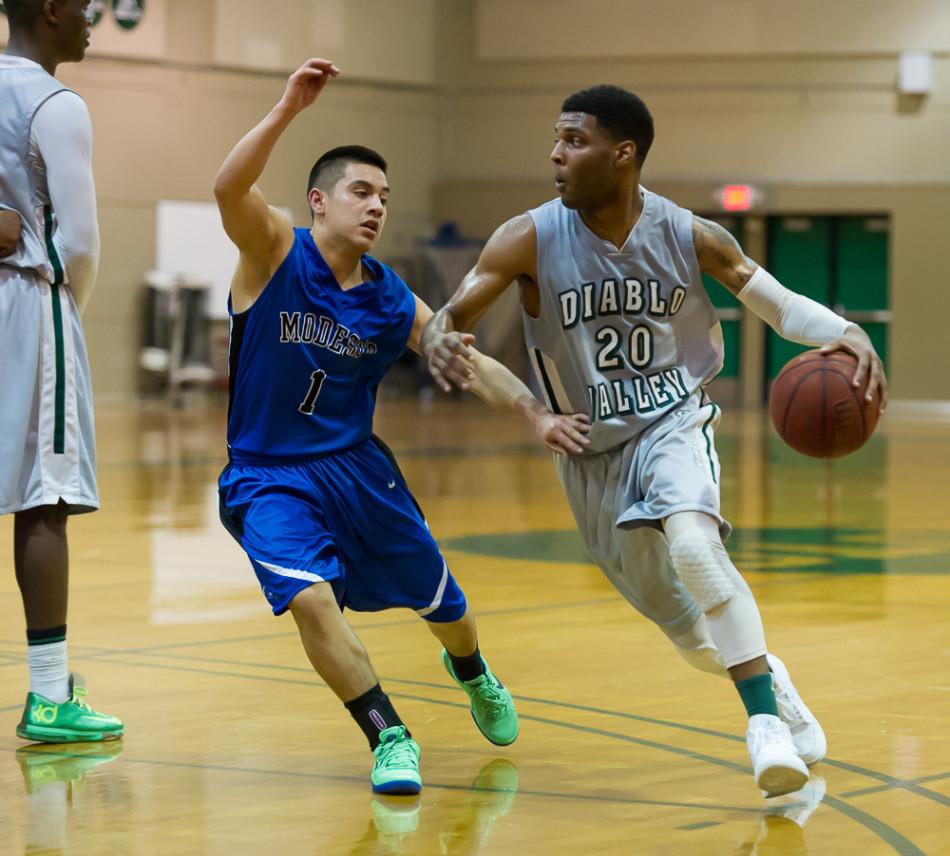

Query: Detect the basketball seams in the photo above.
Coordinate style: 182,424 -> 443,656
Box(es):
825,366 -> 869,442
779,366 -> 824,440
772,352 -> 874,458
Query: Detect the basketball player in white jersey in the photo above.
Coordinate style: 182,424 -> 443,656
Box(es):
423,85 -> 887,797
1,0 -> 122,742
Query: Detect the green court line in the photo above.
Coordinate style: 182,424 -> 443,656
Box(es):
53,654 -> 924,855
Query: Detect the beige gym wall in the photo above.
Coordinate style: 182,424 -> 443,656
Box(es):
3,0 -> 947,401
434,0 -> 950,401
2,0 -> 439,400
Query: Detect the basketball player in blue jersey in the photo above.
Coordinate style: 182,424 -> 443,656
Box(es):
423,85 -> 887,798
213,58 -> 590,796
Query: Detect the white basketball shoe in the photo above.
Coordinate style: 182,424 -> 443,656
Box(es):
746,714 -> 809,797
767,654 -> 827,766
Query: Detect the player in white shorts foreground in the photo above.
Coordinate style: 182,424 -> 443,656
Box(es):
1,0 -> 122,743
423,85 -> 887,797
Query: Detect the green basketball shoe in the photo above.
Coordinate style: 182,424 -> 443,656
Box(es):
371,725 -> 422,795
442,651 -> 519,746
16,676 -> 123,744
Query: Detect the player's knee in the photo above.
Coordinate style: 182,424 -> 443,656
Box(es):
668,530 -> 737,613
289,581 -> 341,622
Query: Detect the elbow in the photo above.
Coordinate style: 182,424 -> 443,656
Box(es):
64,225 -> 100,266
212,175 -> 229,203
212,168 -> 236,203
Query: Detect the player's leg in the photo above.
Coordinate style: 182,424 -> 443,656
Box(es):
14,514 -> 121,745
286,582 -> 421,794
425,607 -> 519,747
219,464 -> 420,794
6,274 -> 120,744
339,437 -> 517,746
664,510 -> 807,796
555,447 -> 728,675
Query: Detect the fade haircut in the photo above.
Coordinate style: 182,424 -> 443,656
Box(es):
4,0 -> 45,27
307,145 -> 388,198
561,85 -> 655,167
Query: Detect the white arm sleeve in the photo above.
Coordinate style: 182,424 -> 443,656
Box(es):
31,91 -> 100,311
736,265 -> 849,346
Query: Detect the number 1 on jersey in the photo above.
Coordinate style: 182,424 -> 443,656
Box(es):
298,370 -> 327,415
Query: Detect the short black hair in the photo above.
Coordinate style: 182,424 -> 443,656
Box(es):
561,85 -> 654,167
307,145 -> 388,197
4,0 -> 44,27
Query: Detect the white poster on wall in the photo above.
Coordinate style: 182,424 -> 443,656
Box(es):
155,199 -> 292,320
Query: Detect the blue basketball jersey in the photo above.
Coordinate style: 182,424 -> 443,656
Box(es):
226,227 -> 416,462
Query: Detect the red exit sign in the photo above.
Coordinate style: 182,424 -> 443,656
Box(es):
715,184 -> 764,212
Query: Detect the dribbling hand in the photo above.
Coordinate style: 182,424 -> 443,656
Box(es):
279,58 -> 340,114
818,324 -> 888,413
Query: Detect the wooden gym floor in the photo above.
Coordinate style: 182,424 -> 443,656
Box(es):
0,395 -> 948,855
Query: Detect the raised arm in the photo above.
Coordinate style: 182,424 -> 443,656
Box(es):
33,92 -> 99,312
409,294 -> 589,455
213,57 -> 339,311
692,215 -> 886,410
421,213 -> 537,393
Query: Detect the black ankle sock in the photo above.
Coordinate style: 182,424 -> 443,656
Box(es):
26,625 -> 67,645
344,684 -> 407,750
448,646 -> 486,682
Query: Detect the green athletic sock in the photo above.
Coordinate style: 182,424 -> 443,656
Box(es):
736,673 -> 779,718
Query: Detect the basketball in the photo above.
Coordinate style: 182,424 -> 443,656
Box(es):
769,350 -> 881,458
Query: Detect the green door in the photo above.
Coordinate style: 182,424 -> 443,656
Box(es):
765,215 -> 889,380
765,216 -> 833,377
835,216 -> 889,367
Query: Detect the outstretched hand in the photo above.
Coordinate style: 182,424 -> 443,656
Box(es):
533,410 -> 591,456
279,58 -> 340,114
819,325 -> 887,413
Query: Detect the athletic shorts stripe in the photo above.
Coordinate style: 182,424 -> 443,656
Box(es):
416,559 -> 449,617
700,403 -> 719,485
258,560 -> 327,585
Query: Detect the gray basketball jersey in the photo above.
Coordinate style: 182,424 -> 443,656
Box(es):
0,56 -> 71,282
524,190 -> 723,453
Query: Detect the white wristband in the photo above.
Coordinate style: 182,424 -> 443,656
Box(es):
736,266 -> 849,346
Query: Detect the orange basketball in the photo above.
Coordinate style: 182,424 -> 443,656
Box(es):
769,350 -> 881,458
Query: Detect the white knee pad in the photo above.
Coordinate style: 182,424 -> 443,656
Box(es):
668,531 -> 736,612
668,529 -> 767,669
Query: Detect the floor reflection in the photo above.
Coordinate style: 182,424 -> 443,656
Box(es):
334,758 -> 519,855
17,742 -> 126,856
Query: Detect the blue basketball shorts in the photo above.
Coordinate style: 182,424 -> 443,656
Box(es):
218,437 -> 467,621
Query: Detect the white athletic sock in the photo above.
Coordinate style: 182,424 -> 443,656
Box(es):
28,640 -> 70,703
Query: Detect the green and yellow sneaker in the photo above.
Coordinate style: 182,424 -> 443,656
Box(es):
442,651 -> 519,747
16,676 -> 123,744
371,725 -> 422,795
